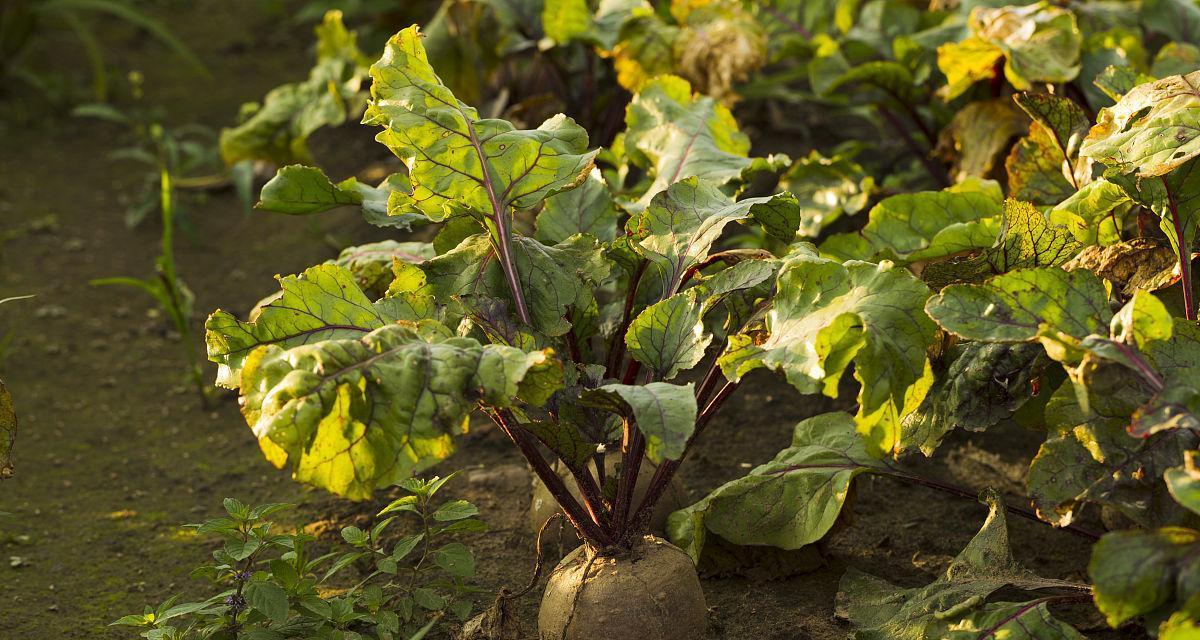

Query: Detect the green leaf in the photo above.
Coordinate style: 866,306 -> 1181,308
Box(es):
861,186 -> 1003,263
624,291 -> 711,380
925,267 -> 1111,344
1141,0 -> 1200,46
581,382 -> 697,463
986,199 -> 1084,272
1090,527 -> 1200,627
205,264 -> 421,389
535,169 -> 621,244
780,150 -> 874,239
0,380 -> 13,480
256,166 -> 423,231
432,499 -> 478,522
1108,157 -> 1200,286
826,60 -> 920,104
433,542 -> 475,577
1049,177 -> 1132,245
622,76 -> 787,210
1153,42 -> 1200,78
668,412 -> 890,561
720,244 -> 936,456
237,323 -> 562,498
1081,71 -> 1200,177
422,233 -> 610,337
627,177 -> 799,297
364,26 -> 597,222
611,13 -> 679,92
838,490 -> 1084,640
245,581 -> 289,624
1006,122 -> 1078,206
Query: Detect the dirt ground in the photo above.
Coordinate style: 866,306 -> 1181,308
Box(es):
0,3 -> 1148,639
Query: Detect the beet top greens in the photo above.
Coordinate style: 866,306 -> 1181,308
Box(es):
204,6 -> 1200,637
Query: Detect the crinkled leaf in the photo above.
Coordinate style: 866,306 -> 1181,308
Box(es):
838,490 -> 1083,640
673,6 -> 768,103
720,245 -> 936,456
364,26 -> 597,222
622,76 -> 788,210
535,169 -> 621,244
1014,91 -> 1091,162
901,341 -> 1051,455
986,199 -> 1085,272
422,234 -> 609,337
206,265 -> 425,389
1081,71 -> 1200,177
238,323 -> 562,498
627,177 -> 799,296
581,382 -> 696,463
1006,122 -> 1079,205
668,412 -> 891,561
925,267 -> 1110,343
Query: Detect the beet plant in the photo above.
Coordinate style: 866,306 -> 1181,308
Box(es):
205,20 -> 808,637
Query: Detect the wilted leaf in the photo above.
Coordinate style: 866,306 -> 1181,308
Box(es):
1063,238 -> 1178,297
673,5 -> 767,102
937,3 -> 1082,101
838,490 -> 1084,640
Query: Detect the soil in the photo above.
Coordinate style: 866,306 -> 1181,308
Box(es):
0,3 -> 1149,639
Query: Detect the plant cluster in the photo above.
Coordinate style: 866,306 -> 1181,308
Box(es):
190,0 -> 1200,637
115,477 -> 486,640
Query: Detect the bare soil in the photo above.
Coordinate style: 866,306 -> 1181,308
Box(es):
0,3 -> 1148,638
